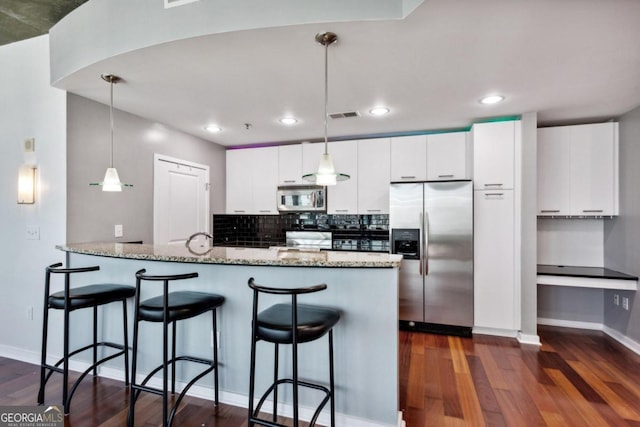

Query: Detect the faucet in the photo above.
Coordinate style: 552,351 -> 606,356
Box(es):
185,232 -> 213,248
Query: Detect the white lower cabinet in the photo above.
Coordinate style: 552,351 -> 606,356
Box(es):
226,147 -> 278,214
473,189 -> 517,332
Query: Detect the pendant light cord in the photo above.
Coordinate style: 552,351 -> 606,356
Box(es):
323,40 -> 329,155
109,78 -> 114,168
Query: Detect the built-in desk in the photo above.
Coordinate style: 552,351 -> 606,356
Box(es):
537,264 -> 638,290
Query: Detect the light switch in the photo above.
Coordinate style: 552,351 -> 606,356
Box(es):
114,224 -> 123,238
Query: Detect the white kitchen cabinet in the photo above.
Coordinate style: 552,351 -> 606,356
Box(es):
327,140 -> 358,214
426,132 -> 469,181
225,146 -> 278,214
474,189 -> 517,332
390,135 -> 427,182
472,121 -> 516,190
252,146 -> 279,214
301,142 -> 326,178
226,149 -> 252,214
278,144 -> 303,185
358,138 -> 390,214
537,122 -> 618,217
570,122 -> 618,216
537,126 -> 572,215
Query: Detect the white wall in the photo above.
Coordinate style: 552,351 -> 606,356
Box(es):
0,36 -> 67,358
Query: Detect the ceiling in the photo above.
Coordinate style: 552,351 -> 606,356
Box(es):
8,1 -> 640,147
0,0 -> 87,46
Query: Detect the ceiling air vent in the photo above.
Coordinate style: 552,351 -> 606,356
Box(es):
329,111 -> 360,119
164,0 -> 201,8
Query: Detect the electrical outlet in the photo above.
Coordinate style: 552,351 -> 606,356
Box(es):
614,294 -> 620,306
622,297 -> 629,311
114,224 -> 123,238
26,225 -> 40,240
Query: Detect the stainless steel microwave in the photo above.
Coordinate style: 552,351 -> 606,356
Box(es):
277,185 -> 326,212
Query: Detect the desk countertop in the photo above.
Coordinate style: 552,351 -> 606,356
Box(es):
537,264 -> 637,281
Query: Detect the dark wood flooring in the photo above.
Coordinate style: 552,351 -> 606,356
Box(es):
1,325 -> 639,426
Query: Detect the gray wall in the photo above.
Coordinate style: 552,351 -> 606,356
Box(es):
67,94 -> 226,243
604,105 -> 640,342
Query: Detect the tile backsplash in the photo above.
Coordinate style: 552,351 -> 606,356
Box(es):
213,213 -> 389,252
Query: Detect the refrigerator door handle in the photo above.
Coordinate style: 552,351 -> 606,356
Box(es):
424,212 -> 429,275
418,212 -> 423,276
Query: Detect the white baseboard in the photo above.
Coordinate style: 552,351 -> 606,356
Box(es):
517,332 -> 541,346
0,345 -> 397,427
472,326 -> 518,338
537,317 -> 640,356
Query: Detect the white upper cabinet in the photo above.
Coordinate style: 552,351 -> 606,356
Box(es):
570,123 -> 618,216
426,132 -> 469,181
472,121 -> 516,190
226,147 -> 278,214
301,142 -> 326,179
537,126 -> 572,215
226,149 -> 252,214
537,122 -> 619,217
278,144 -> 303,185
390,135 -> 427,182
327,140 -> 358,214
358,138 -> 391,214
251,146 -> 279,214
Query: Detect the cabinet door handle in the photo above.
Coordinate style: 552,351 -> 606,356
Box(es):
283,180 -> 296,183
484,183 -> 503,187
540,210 -> 560,213
259,210 -> 272,213
335,209 -> 349,212
400,176 -> 416,179
484,193 -> 504,197
583,209 -> 604,213
233,210 -> 246,213
367,209 -> 382,212
438,174 -> 454,178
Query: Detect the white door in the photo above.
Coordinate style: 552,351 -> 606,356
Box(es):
154,154 -> 210,245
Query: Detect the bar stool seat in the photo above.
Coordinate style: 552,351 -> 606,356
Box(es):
256,303 -> 340,344
138,291 -> 225,322
127,269 -> 225,427
38,263 -> 134,415
248,277 -> 340,427
48,284 -> 135,310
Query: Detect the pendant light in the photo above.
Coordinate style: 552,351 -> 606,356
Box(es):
90,74 -> 131,191
302,32 -> 350,186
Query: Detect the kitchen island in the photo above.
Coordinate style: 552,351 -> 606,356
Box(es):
58,242 -> 402,427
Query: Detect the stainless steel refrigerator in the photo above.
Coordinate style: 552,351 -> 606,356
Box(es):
390,181 -> 473,336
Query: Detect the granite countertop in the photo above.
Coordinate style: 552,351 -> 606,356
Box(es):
58,242 -> 402,268
537,264 -> 637,280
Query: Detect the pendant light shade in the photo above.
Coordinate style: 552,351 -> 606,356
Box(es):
302,32 -> 350,185
90,74 -> 131,191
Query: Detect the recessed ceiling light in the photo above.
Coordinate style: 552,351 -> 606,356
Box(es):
479,95 -> 505,105
204,124 -> 222,133
279,117 -> 298,125
369,106 -> 390,116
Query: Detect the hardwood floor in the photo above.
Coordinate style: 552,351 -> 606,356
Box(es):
399,325 -> 640,427
1,325 -> 639,426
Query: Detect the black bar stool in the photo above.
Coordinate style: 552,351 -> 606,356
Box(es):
127,269 -> 225,427
247,277 -> 340,427
38,262 -> 135,414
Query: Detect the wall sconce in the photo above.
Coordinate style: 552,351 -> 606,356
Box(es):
18,165 -> 36,204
